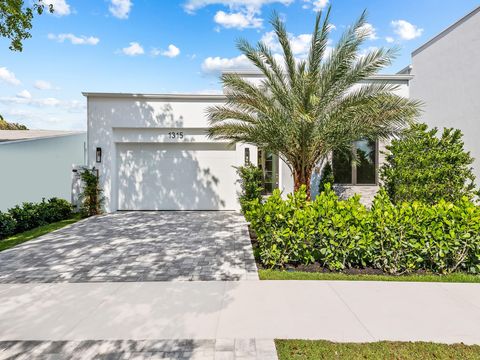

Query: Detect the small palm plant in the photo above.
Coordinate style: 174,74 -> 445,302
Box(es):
207,7 -> 421,198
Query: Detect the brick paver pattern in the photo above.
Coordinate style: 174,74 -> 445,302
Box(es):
0,339 -> 278,360
0,212 -> 258,283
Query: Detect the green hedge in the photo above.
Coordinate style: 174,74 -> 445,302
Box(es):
0,198 -> 73,240
246,186 -> 480,275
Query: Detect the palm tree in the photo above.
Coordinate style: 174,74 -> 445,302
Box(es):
207,7 -> 421,199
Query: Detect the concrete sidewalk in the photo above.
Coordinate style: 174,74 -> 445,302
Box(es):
1,281 -> 479,345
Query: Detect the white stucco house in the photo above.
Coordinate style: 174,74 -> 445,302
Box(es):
407,5 -> 480,183
0,130 -> 86,211
84,5 -> 480,213
84,73 -> 410,212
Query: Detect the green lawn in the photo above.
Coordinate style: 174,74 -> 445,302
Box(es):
259,269 -> 480,283
0,215 -> 83,252
275,340 -> 480,360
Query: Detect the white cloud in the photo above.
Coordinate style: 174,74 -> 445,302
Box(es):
0,96 -> 61,107
385,36 -> 395,43
391,20 -> 423,40
122,42 -> 144,56
0,67 -> 21,86
201,54 -> 254,74
214,10 -> 262,29
358,23 -> 378,40
34,80 -> 56,90
162,44 -> 181,58
302,0 -> 328,12
48,33 -> 100,45
41,0 -> 71,16
109,0 -> 132,19
184,0 -> 293,13
16,90 -> 32,99
184,0 -> 292,30
261,30 -> 312,57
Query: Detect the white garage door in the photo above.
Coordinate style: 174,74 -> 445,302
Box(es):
117,143 -> 239,210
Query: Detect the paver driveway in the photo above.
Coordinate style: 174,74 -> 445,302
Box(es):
0,211 -> 258,283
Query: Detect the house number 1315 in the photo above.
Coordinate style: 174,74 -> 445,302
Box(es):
168,131 -> 184,139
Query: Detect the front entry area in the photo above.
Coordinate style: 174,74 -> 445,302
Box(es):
117,142 -> 239,210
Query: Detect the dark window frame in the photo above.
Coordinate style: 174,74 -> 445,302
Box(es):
332,140 -> 379,186
257,149 -> 280,195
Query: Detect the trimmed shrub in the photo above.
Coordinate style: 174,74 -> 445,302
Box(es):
79,168 -> 104,217
8,202 -> 43,233
246,186 -> 480,274
236,164 -> 264,214
380,123 -> 478,204
318,161 -> 334,194
37,198 -> 73,223
0,212 -> 16,239
6,198 -> 73,235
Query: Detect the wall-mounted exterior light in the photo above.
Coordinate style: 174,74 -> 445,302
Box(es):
96,147 -> 102,163
244,148 -> 250,165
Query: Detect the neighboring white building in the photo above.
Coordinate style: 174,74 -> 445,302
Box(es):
84,73 -> 410,212
0,131 -> 86,211
408,5 -> 480,182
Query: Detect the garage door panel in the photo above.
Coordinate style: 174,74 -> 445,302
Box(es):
117,143 -> 238,210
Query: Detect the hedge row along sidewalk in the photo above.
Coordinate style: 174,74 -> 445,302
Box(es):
246,185 -> 480,275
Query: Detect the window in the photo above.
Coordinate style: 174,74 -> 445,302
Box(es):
332,140 -> 377,185
257,149 -> 279,194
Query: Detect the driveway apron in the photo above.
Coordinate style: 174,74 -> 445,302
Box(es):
0,211 -> 258,283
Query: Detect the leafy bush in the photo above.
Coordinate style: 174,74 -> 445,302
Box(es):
246,186 -> 480,274
79,168 -> 104,217
37,198 -> 73,223
236,164 -> 263,213
318,161 -> 334,194
8,202 -> 43,233
5,198 -> 73,235
0,212 -> 16,240
380,123 -> 478,204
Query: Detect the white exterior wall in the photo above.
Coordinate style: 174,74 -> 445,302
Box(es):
410,7 -> 480,183
0,134 -> 86,211
87,74 -> 411,211
86,95 -> 252,212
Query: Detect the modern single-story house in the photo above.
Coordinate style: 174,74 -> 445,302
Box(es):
84,5 -> 479,213
0,130 -> 86,211
84,74 -> 410,212
406,5 -> 480,183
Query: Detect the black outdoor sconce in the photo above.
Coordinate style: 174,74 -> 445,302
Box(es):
244,148 -> 250,165
96,147 -> 102,163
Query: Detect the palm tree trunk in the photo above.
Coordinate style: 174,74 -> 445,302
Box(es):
293,167 -> 312,199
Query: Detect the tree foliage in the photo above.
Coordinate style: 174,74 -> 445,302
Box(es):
207,7 -> 421,198
0,0 -> 53,51
79,168 -> 104,217
236,164 -> 264,213
0,114 -> 28,129
318,161 -> 334,194
380,123 -> 478,204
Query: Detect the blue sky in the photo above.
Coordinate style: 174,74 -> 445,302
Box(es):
0,0 -> 478,130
